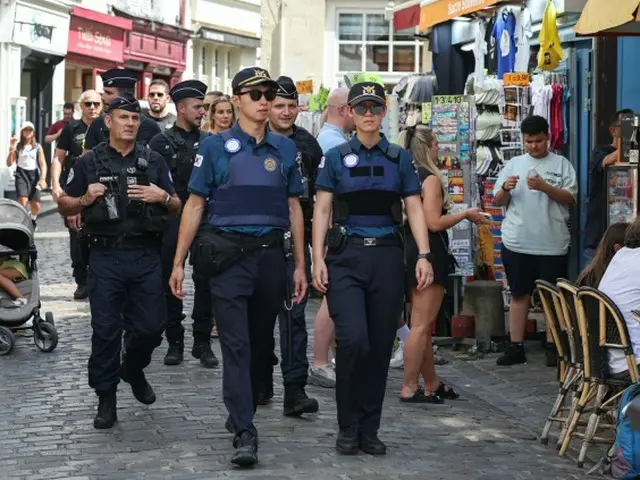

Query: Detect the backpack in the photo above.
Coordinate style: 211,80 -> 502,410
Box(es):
610,383 -> 640,479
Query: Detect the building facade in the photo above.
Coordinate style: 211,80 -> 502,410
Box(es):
187,0 -> 261,94
261,0 -> 427,92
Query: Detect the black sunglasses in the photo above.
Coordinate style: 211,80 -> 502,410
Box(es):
237,89 -> 277,102
353,104 -> 385,116
83,102 -> 101,108
149,92 -> 165,98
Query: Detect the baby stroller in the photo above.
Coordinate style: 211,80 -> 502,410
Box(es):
0,199 -> 57,355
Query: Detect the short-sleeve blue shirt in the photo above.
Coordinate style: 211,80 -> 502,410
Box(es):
316,134 -> 420,238
188,122 -> 303,236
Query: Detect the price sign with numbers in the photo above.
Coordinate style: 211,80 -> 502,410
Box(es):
433,95 -> 463,104
503,73 -> 530,86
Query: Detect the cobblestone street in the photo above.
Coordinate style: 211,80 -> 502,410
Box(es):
0,212 -> 603,479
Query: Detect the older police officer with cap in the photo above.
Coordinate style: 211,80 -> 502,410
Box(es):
260,75 -> 320,415
148,80 -> 218,369
84,69 -> 161,150
169,66 -> 307,467
312,82 -> 433,455
59,94 -> 181,429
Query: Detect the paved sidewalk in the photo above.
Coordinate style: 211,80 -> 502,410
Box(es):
0,213 -> 604,479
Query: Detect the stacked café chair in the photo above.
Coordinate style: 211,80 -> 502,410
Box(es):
560,286 -> 639,468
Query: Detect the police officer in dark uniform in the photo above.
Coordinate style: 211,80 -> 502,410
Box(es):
51,89 -> 102,300
312,82 -> 433,455
148,80 -> 218,369
169,67 -> 307,467
58,94 -> 181,429
84,69 -> 161,150
261,76 -> 320,416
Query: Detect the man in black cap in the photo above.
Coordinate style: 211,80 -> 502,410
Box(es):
84,69 -> 161,151
168,66 -> 307,467
148,80 -> 218,369
260,75 -> 320,416
58,93 -> 181,429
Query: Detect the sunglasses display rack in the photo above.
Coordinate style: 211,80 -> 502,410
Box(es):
431,95 -> 479,279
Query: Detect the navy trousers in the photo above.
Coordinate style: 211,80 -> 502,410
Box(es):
325,244 -> 405,433
211,246 -> 287,434
161,216 -> 214,343
87,248 -> 167,394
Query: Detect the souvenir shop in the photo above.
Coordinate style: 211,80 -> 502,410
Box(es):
391,0 -> 594,295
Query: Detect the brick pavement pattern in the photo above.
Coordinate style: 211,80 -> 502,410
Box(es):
0,213 -> 603,479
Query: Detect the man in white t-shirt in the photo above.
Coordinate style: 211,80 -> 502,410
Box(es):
598,220 -> 640,377
494,115 -> 578,366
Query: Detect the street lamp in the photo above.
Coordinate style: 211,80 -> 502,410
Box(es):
384,1 -> 395,21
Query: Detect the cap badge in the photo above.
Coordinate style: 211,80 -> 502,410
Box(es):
224,138 -> 241,153
264,157 -> 277,172
343,153 -> 359,168
363,85 -> 375,94
254,69 -> 267,78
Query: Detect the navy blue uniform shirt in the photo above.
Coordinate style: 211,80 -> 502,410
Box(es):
316,134 -> 421,238
84,115 -> 162,151
188,122 -> 304,236
64,143 -> 175,198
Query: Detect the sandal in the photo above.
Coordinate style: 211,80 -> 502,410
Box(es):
399,389 -> 444,404
434,381 -> 460,400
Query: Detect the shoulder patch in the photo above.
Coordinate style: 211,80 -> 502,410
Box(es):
194,154 -> 203,167
319,156 -> 325,169
66,168 -> 75,185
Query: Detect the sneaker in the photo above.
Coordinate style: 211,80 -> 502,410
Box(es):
496,343 -> 527,366
308,364 -> 336,388
6,297 -> 27,308
389,343 -> 404,369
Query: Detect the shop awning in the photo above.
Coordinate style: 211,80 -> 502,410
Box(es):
419,0 -> 502,31
574,0 -> 640,36
394,1 -> 421,31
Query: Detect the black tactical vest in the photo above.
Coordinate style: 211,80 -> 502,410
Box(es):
161,128 -> 208,201
82,144 -> 168,238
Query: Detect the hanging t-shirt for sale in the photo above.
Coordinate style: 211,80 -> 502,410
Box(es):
514,7 -> 533,73
492,10 -> 516,79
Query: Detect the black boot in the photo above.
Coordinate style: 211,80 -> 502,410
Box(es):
73,285 -> 88,300
192,339 -> 219,368
359,432 -> 387,455
283,384 -> 319,417
336,425 -> 359,455
120,366 -> 156,405
93,393 -> 117,429
257,383 -> 273,406
231,430 -> 258,467
164,342 -> 184,366
496,343 -> 527,366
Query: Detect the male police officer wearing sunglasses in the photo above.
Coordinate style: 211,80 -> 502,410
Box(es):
169,67 -> 307,467
148,80 -> 218,369
312,82 -> 433,455
58,94 -> 182,429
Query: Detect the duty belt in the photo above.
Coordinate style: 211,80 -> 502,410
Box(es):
87,234 -> 162,250
347,235 -> 401,247
213,229 -> 284,248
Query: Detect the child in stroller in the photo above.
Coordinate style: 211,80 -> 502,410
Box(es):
0,256 -> 28,308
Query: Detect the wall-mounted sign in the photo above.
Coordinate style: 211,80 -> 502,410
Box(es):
419,0 -> 501,31
296,80 -> 313,94
12,4 -> 69,56
68,15 -> 127,62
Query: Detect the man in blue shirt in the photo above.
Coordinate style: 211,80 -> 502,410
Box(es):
168,67 -> 307,468
312,82 -> 433,456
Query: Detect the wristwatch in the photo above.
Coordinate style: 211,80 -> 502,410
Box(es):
501,181 -> 511,192
417,252 -> 433,263
163,193 -> 171,206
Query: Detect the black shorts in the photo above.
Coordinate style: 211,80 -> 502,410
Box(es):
15,167 -> 40,202
405,231 -> 454,288
501,245 -> 568,297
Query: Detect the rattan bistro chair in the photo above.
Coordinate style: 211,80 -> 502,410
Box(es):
536,279 -> 583,447
559,287 -> 639,468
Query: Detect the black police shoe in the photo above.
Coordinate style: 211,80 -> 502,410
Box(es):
192,341 -> 219,368
283,384 -> 319,417
73,285 -> 88,300
231,430 -> 258,467
257,385 -> 274,406
120,367 -> 156,405
336,425 -> 359,455
94,393 -> 117,429
164,343 -> 184,366
359,432 -> 387,455
496,343 -> 527,366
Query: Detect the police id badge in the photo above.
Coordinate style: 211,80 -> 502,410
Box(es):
343,153 -> 359,168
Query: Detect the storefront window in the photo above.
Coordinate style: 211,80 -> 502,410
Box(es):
337,12 -> 420,74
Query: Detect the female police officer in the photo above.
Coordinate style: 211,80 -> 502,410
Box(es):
312,82 -> 433,456
169,67 -> 307,468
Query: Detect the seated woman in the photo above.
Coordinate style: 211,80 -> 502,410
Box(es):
0,256 -> 28,308
577,222 -> 628,287
597,220 -> 640,379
